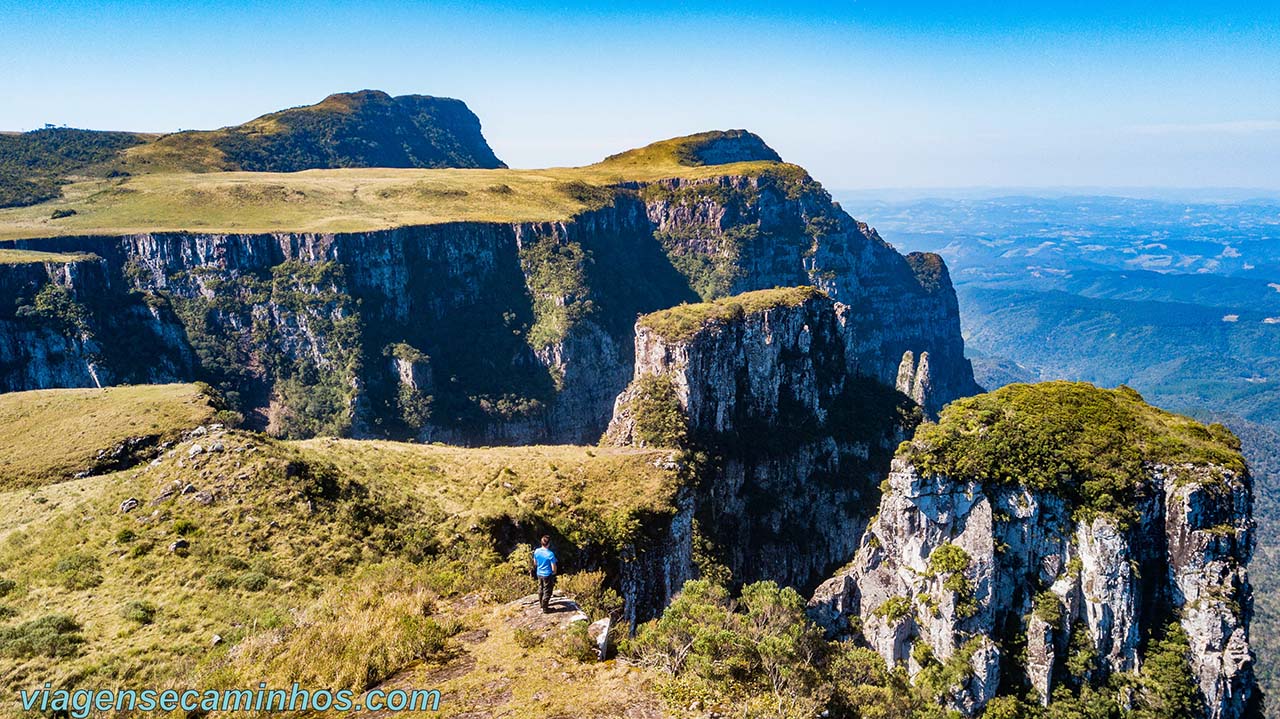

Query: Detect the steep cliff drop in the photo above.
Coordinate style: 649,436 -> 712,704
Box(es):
0,128 -> 978,445
809,382 -> 1258,719
604,287 -> 921,594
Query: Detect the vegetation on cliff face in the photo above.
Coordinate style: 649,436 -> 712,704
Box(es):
519,237 -> 597,349
612,374 -> 689,448
901,381 -> 1246,523
165,260 -> 364,438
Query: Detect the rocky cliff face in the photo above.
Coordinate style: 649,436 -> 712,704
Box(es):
640,172 -> 977,416
1,134 -> 975,442
605,288 -> 919,593
0,256 -> 192,392
809,384 -> 1258,719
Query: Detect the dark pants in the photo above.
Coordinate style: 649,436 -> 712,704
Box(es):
538,574 -> 556,610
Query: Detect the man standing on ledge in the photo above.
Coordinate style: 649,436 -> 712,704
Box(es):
533,535 -> 558,613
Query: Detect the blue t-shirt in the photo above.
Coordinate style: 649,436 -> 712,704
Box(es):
533,547 -> 557,577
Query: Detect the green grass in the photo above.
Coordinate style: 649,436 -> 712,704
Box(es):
0,132 -> 789,242
124,90 -> 504,174
0,384 -> 216,490
637,286 -> 826,342
902,381 -> 1247,524
0,424 -> 686,703
0,128 -> 147,208
295,438 -> 684,551
0,248 -> 97,264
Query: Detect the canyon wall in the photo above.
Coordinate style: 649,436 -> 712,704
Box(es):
0,158 -> 976,443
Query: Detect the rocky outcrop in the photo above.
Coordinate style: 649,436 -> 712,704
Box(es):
641,171 -> 977,416
605,288 -> 918,594
1,136 -> 976,442
809,456 -> 1257,718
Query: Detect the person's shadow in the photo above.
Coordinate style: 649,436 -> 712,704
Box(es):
545,597 -> 574,613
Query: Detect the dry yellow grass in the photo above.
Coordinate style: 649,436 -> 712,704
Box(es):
0,248 -> 97,264
0,384 -> 215,490
294,438 -> 683,537
0,423 -> 684,709
0,137 -> 787,241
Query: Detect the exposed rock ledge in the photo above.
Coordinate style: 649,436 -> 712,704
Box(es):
810,457 -> 1257,718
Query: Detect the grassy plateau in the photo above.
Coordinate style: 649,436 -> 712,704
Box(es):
0,134 -> 788,242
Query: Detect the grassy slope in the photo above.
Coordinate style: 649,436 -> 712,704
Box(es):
0,413 -> 679,712
0,136 -> 786,241
0,384 -> 215,490
296,439 -> 680,536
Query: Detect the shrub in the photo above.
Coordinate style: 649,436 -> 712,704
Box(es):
628,579 -> 827,713
54,552 -> 102,590
738,581 -> 824,698
1032,591 -> 1064,628
129,541 -> 154,558
555,621 -> 598,663
121,600 -> 158,625
0,605 -> 17,619
172,519 -> 198,536
115,528 -> 137,544
1135,623 -> 1199,719
0,614 -> 84,658
0,578 -> 15,597
559,570 -> 624,622
25,284 -> 90,333
512,627 -> 543,649
205,570 -> 236,590
927,544 -> 970,575
212,409 -> 245,428
474,544 -> 535,604
50,208 -> 77,219
626,580 -> 738,677
872,596 -> 913,623
237,572 -> 270,592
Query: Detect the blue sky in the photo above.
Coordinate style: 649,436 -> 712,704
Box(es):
2,0 -> 1277,189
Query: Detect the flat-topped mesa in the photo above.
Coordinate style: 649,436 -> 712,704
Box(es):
809,382 -> 1258,719
605,287 -> 920,594
0,120 -> 977,446
606,287 -> 855,444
